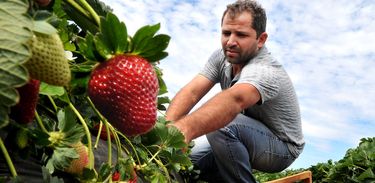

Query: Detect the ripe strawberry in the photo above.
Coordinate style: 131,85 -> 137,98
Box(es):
92,123 -> 114,141
10,79 -> 40,124
34,0 -> 51,7
129,169 -> 138,183
88,55 -> 158,136
25,32 -> 71,86
64,142 -> 90,175
112,171 -> 120,181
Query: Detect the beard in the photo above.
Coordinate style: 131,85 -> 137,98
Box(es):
223,45 -> 258,65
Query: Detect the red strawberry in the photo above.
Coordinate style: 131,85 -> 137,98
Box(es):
112,171 -> 120,181
92,123 -> 114,141
88,55 -> 158,136
10,79 -> 40,124
34,0 -> 51,7
129,169 -> 138,183
64,142 -> 90,175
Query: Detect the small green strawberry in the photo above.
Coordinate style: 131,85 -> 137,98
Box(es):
85,13 -> 170,136
16,128 -> 29,149
64,142 -> 90,175
10,79 -> 40,124
25,32 -> 71,86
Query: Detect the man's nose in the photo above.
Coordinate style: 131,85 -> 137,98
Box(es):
227,35 -> 237,47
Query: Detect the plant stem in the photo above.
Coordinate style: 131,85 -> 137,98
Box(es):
64,0 -> 91,19
117,132 -> 141,166
68,102 -> 94,169
148,148 -> 162,164
154,158 -> 171,182
86,97 -> 113,167
103,120 -> 112,166
141,144 -> 171,182
94,122 -> 102,148
0,138 -> 17,177
78,0 -> 101,26
35,110 -> 49,134
47,95 -> 58,112
109,125 -> 123,160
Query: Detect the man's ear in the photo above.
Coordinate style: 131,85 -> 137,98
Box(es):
257,32 -> 268,48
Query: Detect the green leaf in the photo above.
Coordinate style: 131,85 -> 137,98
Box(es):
56,107 -> 85,144
98,163 -> 111,182
357,168 -> 375,181
139,34 -> 170,57
166,125 -> 187,149
33,20 -> 57,35
42,166 -> 64,183
144,51 -> 169,63
131,23 -> 170,62
47,146 -> 78,173
95,13 -> 128,59
78,34 -> 103,61
39,82 -> 65,96
155,66 -> 168,95
0,0 -> 32,128
132,24 -> 161,52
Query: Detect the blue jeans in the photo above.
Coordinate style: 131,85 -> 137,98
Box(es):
190,114 -> 296,183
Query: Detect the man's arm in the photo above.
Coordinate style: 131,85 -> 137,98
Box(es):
172,83 -> 261,143
166,74 -> 215,121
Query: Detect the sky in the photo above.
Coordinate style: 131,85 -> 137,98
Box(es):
105,0 -> 375,169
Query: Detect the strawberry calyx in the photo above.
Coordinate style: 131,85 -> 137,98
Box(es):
79,13 -> 170,64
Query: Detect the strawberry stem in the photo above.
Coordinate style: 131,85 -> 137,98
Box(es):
86,97 -> 114,167
0,138 -> 17,177
78,0 -> 101,26
154,157 -> 171,182
35,110 -> 49,134
68,102 -> 94,169
140,143 -> 171,182
64,0 -> 91,20
47,95 -> 58,112
108,124 -> 123,161
103,119 -> 112,166
116,132 -> 142,167
147,148 -> 162,164
93,122 -> 102,148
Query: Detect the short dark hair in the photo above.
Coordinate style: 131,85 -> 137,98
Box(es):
222,0 -> 267,38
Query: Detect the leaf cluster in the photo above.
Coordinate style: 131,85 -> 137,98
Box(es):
0,0 -> 192,182
0,0 -> 32,128
253,137 -> 375,183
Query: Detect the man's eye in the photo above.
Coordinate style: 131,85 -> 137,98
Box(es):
237,34 -> 247,38
222,32 -> 231,36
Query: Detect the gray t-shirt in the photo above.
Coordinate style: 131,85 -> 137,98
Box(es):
200,47 -> 304,157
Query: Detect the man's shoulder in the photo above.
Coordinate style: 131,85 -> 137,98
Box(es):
208,48 -> 227,65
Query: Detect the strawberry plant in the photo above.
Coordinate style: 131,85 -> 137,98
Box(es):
0,0 -> 192,182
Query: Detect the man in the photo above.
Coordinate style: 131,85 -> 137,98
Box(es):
166,0 -> 305,182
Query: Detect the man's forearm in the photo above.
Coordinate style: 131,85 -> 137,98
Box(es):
166,75 -> 214,121
165,89 -> 197,121
172,89 -> 243,142
172,83 -> 260,142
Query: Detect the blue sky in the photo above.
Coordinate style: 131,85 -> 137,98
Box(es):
106,0 -> 375,169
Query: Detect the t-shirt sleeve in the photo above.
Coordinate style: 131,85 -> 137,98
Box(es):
236,64 -> 280,104
199,49 -> 224,84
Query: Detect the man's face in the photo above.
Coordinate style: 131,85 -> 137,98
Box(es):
221,12 -> 264,65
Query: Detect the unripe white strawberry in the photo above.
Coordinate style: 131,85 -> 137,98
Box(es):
25,32 -> 71,86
